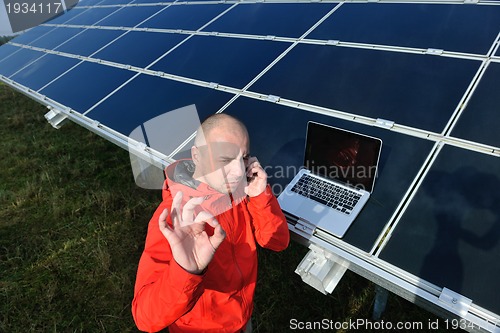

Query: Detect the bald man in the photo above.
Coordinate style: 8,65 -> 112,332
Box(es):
132,114 -> 290,333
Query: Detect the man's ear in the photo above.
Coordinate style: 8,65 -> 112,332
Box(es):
191,146 -> 200,166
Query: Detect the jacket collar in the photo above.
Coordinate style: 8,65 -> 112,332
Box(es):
163,159 -> 244,217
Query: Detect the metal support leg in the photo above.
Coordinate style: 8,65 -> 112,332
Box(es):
372,285 -> 389,320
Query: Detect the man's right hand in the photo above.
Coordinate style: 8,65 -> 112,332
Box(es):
158,191 -> 226,275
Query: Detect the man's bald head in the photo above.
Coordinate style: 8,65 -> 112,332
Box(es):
194,114 -> 248,147
191,113 -> 250,194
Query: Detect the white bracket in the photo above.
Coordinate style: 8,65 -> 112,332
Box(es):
294,218 -> 315,236
44,107 -> 68,129
326,40 -> 340,46
266,95 -> 280,103
438,287 -> 472,317
295,243 -> 349,295
374,118 -> 395,129
426,48 -> 444,56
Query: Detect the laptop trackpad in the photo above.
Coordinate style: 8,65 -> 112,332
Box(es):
297,199 -> 330,220
297,198 -> 348,234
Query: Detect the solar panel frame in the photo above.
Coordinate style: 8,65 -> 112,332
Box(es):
2,0 -> 500,330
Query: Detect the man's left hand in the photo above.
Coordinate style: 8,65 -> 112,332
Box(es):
244,157 -> 267,197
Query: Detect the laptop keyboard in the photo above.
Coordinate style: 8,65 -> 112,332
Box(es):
291,174 -> 362,215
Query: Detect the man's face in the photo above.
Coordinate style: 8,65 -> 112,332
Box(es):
194,127 -> 250,195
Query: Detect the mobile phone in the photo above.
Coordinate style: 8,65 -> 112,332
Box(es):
246,157 -> 256,183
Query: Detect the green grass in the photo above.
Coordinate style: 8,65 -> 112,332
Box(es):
0,83 -> 453,332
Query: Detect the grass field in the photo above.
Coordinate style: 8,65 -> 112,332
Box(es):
0,82 -> 453,332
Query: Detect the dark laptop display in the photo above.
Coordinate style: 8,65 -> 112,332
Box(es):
305,122 -> 382,193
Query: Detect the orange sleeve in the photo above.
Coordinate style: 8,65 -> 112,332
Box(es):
246,185 -> 290,251
132,202 -> 205,332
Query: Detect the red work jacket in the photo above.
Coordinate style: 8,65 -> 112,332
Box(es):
132,160 -> 290,332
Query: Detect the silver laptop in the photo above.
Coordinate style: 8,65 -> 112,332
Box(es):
278,121 -> 382,238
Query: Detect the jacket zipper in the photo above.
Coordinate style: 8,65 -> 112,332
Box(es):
229,197 -> 248,327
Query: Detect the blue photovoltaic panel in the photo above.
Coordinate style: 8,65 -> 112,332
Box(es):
0,47 -> 45,77
133,0 -> 175,3
380,145 -> 500,314
98,0 -> 134,5
202,3 -> 336,38
97,6 -> 163,27
150,35 -> 289,88
0,44 -> 21,66
93,31 -> 186,68
9,55 -> 80,91
85,74 -> 234,150
29,27 -> 86,50
39,61 -> 136,113
78,0 -> 105,5
250,43 -> 479,133
60,7 -> 120,26
7,26 -> 56,46
138,4 -> 231,31
54,28 -> 124,56
44,8 -> 92,25
308,4 -> 500,55
452,63 -> 500,148
223,96 -> 434,251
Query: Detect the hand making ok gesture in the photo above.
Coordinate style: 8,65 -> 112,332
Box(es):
158,191 -> 226,275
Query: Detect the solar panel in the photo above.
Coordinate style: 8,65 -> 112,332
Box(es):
149,35 -> 289,88
136,4 -> 231,30
85,74 -> 234,145
0,47 -> 45,77
308,3 -> 500,54
97,5 -> 163,27
202,3 -> 336,38
380,145 -> 500,314
250,44 -> 480,133
9,53 -> 80,90
451,62 -> 500,148
92,30 -> 186,68
29,27 -> 86,49
1,0 -> 500,330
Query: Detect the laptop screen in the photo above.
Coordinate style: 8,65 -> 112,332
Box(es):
304,122 -> 382,193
